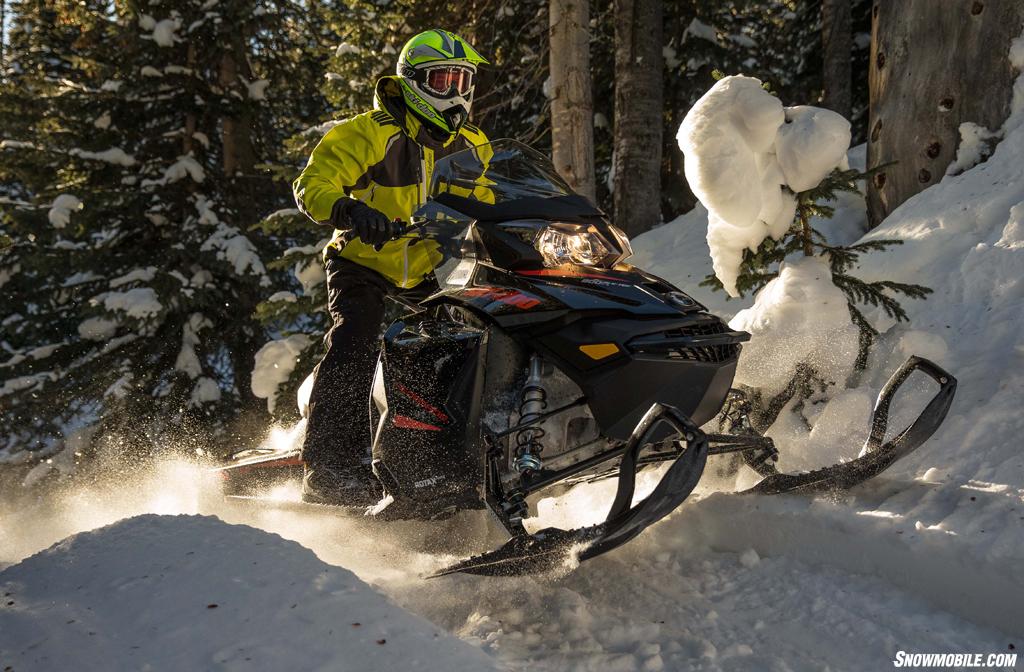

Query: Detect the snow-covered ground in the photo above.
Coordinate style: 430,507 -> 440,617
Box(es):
0,514 -> 497,671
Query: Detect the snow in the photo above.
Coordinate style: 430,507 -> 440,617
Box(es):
96,287 -> 162,320
70,147 -> 137,166
151,18 -> 181,47
108,266 -> 157,288
251,335 -> 312,413
294,258 -> 326,294
729,255 -> 860,398
77,317 -> 118,341
775,106 -> 851,191
0,139 -> 36,149
47,194 -> 82,228
678,75 -> 851,296
0,373 -> 52,398
677,76 -> 790,296
662,45 -> 680,69
244,77 -> 270,100
947,122 -> 997,175
268,291 -> 298,303
0,515 -> 497,671
162,154 -> 205,184
684,18 -> 719,45
175,313 -> 211,379
0,263 -> 20,290
201,224 -> 268,279
190,376 -> 221,406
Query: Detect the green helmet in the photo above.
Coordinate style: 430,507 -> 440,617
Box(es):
396,29 -> 489,136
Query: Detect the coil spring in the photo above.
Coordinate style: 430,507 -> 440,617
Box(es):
513,380 -> 547,474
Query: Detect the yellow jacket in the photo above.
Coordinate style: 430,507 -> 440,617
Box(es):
293,76 -> 489,288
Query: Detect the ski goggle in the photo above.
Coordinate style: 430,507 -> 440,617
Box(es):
419,65 -> 475,98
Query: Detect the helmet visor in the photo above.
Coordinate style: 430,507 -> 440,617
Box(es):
421,66 -> 474,97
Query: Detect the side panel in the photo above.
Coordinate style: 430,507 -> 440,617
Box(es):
371,323 -> 485,506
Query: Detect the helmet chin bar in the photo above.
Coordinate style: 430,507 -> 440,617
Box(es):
442,105 -> 468,132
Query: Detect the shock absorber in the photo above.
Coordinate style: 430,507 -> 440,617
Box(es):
513,354 -> 547,474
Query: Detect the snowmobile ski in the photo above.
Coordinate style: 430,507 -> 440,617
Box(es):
743,356 -> 956,495
430,402 -> 709,577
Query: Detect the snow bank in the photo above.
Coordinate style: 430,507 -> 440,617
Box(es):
678,75 -> 850,296
729,255 -> 860,398
0,515 -> 496,671
252,335 -> 312,413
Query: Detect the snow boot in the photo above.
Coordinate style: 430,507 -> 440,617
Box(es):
302,464 -> 381,507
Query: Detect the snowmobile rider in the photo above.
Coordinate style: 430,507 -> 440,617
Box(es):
292,29 -> 490,505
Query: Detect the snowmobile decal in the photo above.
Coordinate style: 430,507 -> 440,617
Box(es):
460,286 -> 542,310
395,382 -> 450,422
392,414 -> 443,432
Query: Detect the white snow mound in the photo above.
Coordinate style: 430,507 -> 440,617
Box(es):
252,334 -> 312,413
0,515 -> 496,671
47,194 -> 82,228
775,105 -> 851,191
729,255 -> 859,398
678,75 -> 851,296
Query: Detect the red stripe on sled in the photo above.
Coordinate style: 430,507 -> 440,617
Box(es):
395,383 -> 449,423
392,414 -> 443,432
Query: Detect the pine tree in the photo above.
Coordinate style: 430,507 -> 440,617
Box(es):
700,166 -> 931,370
0,0 -> 326,463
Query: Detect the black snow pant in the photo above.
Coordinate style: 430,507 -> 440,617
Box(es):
301,255 -> 437,475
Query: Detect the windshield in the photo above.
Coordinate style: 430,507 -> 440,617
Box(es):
429,139 -> 575,202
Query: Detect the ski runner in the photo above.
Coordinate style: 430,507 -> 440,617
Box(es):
293,29 -> 490,505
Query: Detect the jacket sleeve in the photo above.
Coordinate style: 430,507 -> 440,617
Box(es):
292,118 -> 377,224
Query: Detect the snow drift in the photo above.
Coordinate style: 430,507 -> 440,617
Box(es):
0,514 -> 497,671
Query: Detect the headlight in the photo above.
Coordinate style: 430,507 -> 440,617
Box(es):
535,224 -> 613,267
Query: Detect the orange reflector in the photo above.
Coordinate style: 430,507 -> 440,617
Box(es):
579,343 -> 619,360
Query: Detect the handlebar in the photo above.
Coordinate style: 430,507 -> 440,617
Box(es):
340,218 -> 459,251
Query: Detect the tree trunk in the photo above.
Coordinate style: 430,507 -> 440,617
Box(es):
218,38 -> 256,176
867,0 -> 1024,227
613,0 -> 663,238
822,0 -> 852,118
549,0 -> 595,201
1,0 -> 6,70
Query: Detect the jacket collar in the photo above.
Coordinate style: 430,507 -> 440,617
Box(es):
374,76 -> 455,151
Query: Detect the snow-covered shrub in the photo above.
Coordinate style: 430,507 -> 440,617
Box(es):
679,75 -> 932,437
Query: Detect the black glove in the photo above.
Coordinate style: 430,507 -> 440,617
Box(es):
330,198 -> 399,247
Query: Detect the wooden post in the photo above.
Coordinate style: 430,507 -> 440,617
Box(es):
549,0 -> 596,201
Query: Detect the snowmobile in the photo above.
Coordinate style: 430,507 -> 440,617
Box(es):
214,140 -> 957,577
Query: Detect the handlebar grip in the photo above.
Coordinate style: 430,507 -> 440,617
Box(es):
373,219 -> 409,252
